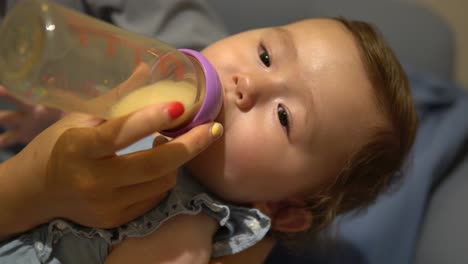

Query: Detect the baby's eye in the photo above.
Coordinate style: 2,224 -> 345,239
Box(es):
258,44 -> 271,67
277,104 -> 289,133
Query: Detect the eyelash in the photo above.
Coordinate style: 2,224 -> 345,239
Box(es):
277,104 -> 290,134
258,44 -> 271,67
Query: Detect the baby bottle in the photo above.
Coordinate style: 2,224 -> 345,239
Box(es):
0,0 -> 222,137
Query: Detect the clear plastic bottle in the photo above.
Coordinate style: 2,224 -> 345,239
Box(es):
0,0 -> 222,137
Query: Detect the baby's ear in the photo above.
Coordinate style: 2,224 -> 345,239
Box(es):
254,199 -> 312,233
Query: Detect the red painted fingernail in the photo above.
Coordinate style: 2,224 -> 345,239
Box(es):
166,102 -> 185,119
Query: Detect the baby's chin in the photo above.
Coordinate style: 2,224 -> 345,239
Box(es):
184,143 -> 240,199
185,139 -> 223,182
185,162 -> 254,205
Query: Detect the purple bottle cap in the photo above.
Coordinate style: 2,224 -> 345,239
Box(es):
161,49 -> 223,137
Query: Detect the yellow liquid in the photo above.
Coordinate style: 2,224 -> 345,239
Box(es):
110,80 -> 201,128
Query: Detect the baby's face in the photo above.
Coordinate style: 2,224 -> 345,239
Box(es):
186,19 -> 382,203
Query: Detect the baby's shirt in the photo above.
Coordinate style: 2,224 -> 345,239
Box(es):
0,169 -> 271,264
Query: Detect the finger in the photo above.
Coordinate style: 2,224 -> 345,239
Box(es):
51,112 -> 120,140
82,102 -> 185,159
105,122 -> 223,186
0,85 -> 32,110
33,104 -> 64,120
119,172 -> 176,206
0,110 -> 24,127
0,129 -> 20,147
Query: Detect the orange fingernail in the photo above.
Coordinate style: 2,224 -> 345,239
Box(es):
166,102 -> 184,119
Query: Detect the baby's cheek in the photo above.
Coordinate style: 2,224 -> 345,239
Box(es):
223,147 -> 256,180
224,143 -> 271,183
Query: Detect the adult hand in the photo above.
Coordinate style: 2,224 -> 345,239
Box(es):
0,105 -> 222,239
0,79 -> 223,240
0,85 -> 63,148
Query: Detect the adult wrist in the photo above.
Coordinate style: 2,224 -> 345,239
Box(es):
0,154 -> 52,239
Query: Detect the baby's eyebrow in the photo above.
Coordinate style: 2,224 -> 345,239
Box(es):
272,27 -> 298,61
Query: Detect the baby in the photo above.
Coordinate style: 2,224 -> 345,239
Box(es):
0,17 -> 417,263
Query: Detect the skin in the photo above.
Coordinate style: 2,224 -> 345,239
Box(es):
188,19 -> 383,207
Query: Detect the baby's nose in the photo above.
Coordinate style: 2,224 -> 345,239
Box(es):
233,74 -> 257,111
